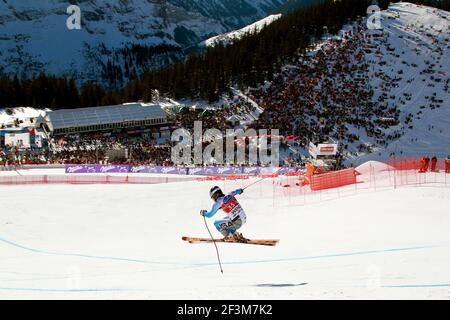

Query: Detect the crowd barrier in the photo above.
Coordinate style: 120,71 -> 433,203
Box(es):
64,164 -> 305,176
1,159 -> 449,208
0,164 -> 63,171
0,174 -> 197,186
215,158 -> 450,207
387,158 -> 450,172
310,168 -> 357,191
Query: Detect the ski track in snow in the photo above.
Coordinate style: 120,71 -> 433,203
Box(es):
0,287 -> 137,293
383,283 -> 450,288
0,236 -> 189,266
0,234 -> 440,267
1,233 -> 448,295
0,168 -> 449,299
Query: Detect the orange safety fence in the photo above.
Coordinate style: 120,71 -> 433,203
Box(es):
2,158 -> 449,208
386,157 -> 447,171
310,168 -> 357,191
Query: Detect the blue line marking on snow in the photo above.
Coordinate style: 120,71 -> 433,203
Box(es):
383,283 -> 450,288
192,245 -> 439,267
0,235 -> 440,269
0,236 -> 188,266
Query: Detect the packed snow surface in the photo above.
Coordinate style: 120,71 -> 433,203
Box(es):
202,14 -> 281,47
355,161 -> 395,174
0,169 -> 449,299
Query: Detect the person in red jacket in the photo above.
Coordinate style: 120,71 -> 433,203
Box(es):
445,156 -> 450,174
419,157 -> 426,173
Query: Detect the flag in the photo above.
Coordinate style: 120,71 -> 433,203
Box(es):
287,134 -> 299,141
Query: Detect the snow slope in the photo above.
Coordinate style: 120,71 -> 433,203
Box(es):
233,3 -> 449,165
352,3 -> 450,163
0,169 -> 449,299
0,107 -> 48,129
0,0 -> 288,87
202,14 -> 282,47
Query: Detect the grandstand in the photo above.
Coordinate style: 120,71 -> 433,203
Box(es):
41,103 -> 169,136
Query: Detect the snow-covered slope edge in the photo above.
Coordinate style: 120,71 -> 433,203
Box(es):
201,14 -> 282,47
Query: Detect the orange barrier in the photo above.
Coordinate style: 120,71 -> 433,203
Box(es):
214,158 -> 450,208
389,158 -> 421,171
386,158 -> 447,172
310,168 -> 357,191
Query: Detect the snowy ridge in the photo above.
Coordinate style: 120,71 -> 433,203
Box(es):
0,0 -> 288,87
354,3 -> 450,162
202,14 -> 282,47
242,3 -> 449,164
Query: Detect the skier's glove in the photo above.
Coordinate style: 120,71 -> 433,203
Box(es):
237,188 -> 244,194
200,210 -> 207,217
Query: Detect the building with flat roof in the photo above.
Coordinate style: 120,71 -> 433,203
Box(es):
41,103 -> 168,135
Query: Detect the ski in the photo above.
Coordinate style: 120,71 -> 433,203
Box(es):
182,236 -> 279,246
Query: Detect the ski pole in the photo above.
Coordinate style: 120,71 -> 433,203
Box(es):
203,215 -> 223,274
243,167 -> 282,190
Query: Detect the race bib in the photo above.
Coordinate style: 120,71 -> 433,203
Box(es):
221,196 -> 244,219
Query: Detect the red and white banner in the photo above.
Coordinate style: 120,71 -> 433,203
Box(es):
317,143 -> 338,156
309,142 -> 338,158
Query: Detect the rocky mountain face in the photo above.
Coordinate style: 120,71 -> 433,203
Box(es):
0,0 -> 288,89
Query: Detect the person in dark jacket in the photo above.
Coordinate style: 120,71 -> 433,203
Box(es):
431,156 -> 438,172
424,156 -> 430,172
445,156 -> 450,174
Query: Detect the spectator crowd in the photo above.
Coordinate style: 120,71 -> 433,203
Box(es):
1,13 -> 448,169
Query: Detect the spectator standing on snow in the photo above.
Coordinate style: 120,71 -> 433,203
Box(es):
445,156 -> 450,174
431,156 -> 438,172
424,156 -> 430,172
419,157 -> 426,173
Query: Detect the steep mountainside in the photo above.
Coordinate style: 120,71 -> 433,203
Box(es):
244,2 -> 449,163
0,0 -> 289,88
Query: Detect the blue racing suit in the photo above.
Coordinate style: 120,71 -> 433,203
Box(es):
204,189 -> 247,237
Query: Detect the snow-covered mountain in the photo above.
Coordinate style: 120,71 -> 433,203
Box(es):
169,0 -> 286,28
202,14 -> 282,47
0,0 -> 288,88
348,3 -> 450,163
237,2 -> 449,164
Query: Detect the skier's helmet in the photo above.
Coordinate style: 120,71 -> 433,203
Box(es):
210,186 -> 224,201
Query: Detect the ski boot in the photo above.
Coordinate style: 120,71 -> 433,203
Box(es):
222,232 -> 247,243
232,232 -> 249,243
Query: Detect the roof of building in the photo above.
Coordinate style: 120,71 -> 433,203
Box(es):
46,103 -> 167,130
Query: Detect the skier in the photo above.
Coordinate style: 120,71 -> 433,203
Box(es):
200,186 -> 247,242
